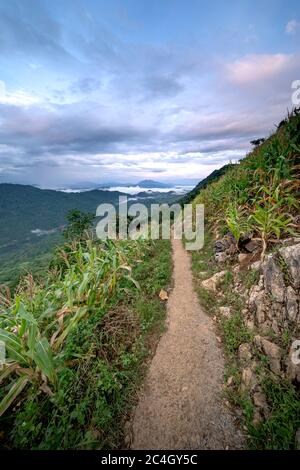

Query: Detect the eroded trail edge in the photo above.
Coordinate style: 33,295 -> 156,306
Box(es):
131,238 -> 244,450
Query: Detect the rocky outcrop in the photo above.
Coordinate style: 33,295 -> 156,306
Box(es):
203,240 -> 300,438
234,243 -> 300,431
214,232 -> 237,263
254,335 -> 282,375
214,231 -> 261,264
263,257 -> 285,303
286,341 -> 300,382
238,343 -> 252,363
245,244 -> 300,337
279,244 -> 300,289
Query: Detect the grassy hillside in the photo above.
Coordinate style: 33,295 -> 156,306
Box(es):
0,185 -> 128,288
188,109 -> 300,449
181,163 -> 235,205
0,184 -> 181,249
0,184 -> 127,248
191,110 -> 300,248
0,184 -> 179,288
0,235 -> 171,449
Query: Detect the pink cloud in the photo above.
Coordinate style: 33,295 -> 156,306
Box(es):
226,53 -> 295,84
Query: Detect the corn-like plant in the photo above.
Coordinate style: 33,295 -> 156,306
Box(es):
0,299 -> 57,416
0,239 -> 141,417
249,204 -> 294,258
225,204 -> 251,244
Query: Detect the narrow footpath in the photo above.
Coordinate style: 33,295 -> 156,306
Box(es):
131,238 -> 244,449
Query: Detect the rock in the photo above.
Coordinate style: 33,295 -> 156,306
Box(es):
226,244 -> 238,255
227,376 -> 234,386
253,391 -> 268,410
238,343 -> 252,363
251,261 -> 262,271
246,319 -> 255,331
258,275 -> 264,289
238,253 -> 250,263
294,215 -> 300,225
215,252 -> 228,263
249,285 -> 262,305
201,271 -> 227,292
244,240 -> 259,253
295,428 -> 300,450
241,367 -> 253,392
285,286 -> 299,322
279,244 -> 300,289
233,264 -> 240,274
249,285 -> 267,324
255,335 -> 282,375
238,232 -> 254,250
252,410 -> 263,426
214,233 -> 235,253
271,318 -> 280,335
281,237 -> 295,246
263,257 -> 285,303
286,341 -> 300,383
215,239 -> 229,253
215,240 -> 226,253
159,289 -> 168,301
219,306 -> 231,318
248,285 -> 262,310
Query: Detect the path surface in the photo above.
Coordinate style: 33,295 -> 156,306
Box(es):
131,238 -> 244,450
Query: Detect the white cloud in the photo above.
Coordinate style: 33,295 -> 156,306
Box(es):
286,19 -> 300,34
226,53 -> 295,84
0,81 -> 41,106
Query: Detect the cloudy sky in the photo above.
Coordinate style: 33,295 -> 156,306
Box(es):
0,0 -> 300,187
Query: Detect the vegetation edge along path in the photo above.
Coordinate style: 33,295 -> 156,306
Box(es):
130,237 -> 244,450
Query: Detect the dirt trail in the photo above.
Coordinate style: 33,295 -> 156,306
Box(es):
131,237 -> 244,450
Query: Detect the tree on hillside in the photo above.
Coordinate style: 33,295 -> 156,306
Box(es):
63,209 -> 95,241
250,138 -> 265,148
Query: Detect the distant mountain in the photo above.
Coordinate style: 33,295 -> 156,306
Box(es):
0,184 -> 127,250
0,183 -> 180,286
99,180 -> 170,189
136,180 -> 169,188
61,181 -> 101,190
0,183 -> 181,253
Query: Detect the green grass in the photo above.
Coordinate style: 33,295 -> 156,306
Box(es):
0,235 -> 61,290
248,377 -> 300,450
222,313 -> 252,357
